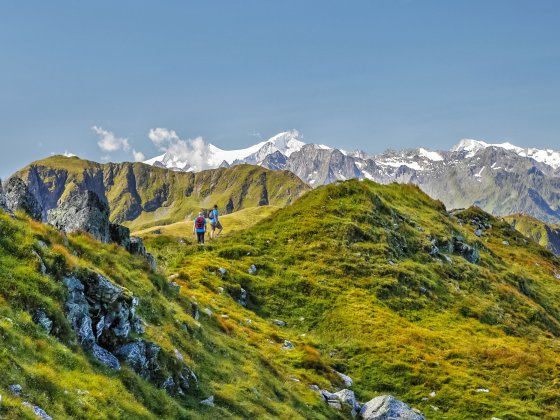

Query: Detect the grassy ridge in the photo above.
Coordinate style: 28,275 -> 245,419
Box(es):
16,156 -> 310,231
145,180 -> 560,419
505,213 -> 560,256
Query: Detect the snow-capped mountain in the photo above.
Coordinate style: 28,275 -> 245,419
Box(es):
144,133 -> 560,224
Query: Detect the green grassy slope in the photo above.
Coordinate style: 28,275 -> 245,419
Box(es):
133,205 -> 281,238
15,156 -> 310,231
144,180 -> 560,419
0,211 -> 346,419
505,213 -> 560,256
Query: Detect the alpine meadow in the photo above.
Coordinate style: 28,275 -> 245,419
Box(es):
2,2 -> 560,419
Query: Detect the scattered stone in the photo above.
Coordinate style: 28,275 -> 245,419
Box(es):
32,310 -> 53,334
221,314 -> 229,319
9,384 -> 22,396
92,343 -> 120,370
273,319 -> 286,327
109,223 -> 131,250
328,400 -> 342,410
218,267 -> 227,276
47,190 -> 110,242
31,250 -> 47,275
200,395 -> 215,407
309,384 -> 320,392
245,318 -> 252,325
476,388 -> 490,393
169,282 -> 181,293
174,348 -> 184,362
248,264 -> 257,275
474,229 -> 483,237
430,406 -> 439,411
4,176 -> 42,220
282,340 -> 295,350
333,389 -> 360,412
502,240 -> 510,246
115,340 -> 161,379
217,287 -> 224,293
203,307 -> 213,316
443,255 -> 452,263
22,402 -> 52,420
388,260 -> 395,266
359,395 -> 424,420
429,391 -> 436,397
336,371 -> 353,388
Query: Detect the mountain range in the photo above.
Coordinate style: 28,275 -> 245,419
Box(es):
144,131 -> 560,224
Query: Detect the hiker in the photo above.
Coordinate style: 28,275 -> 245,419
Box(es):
208,204 -> 223,239
193,211 -> 207,245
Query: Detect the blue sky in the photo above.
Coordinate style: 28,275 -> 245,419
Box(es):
1,0 -> 560,177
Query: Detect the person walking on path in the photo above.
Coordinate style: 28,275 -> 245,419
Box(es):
193,211 -> 207,245
208,204 -> 223,239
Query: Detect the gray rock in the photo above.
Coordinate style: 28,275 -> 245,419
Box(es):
238,287 -> 248,307
47,191 -> 110,242
145,253 -> 157,271
63,276 -> 95,347
248,264 -> 257,275
129,236 -> 147,256
115,340 -> 161,379
200,395 -> 215,407
0,177 -> 6,212
109,223 -> 131,249
282,340 -> 295,350
82,272 -> 124,305
32,310 -> 53,334
334,389 -> 360,411
359,395 -> 424,420
92,343 -> 120,370
31,250 -> 47,275
4,176 -> 42,220
309,384 -> 321,392
336,371 -> 353,387
22,402 -> 52,420
273,319 -> 286,327
328,400 -> 342,410
218,267 -> 227,276
9,384 -> 22,395
474,229 -> 483,237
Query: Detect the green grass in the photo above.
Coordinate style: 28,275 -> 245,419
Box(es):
4,178 -> 560,419
145,180 -> 560,419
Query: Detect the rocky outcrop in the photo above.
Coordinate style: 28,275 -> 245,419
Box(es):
109,223 -> 131,250
47,191 -> 110,242
63,269 -> 196,394
129,236 -> 157,271
359,395 -> 424,420
4,176 -> 42,220
0,177 -> 6,212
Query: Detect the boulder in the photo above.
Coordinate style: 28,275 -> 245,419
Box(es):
22,402 -> 52,420
200,395 -> 215,407
9,384 -> 22,396
109,223 -> 131,249
32,310 -> 53,334
248,264 -> 257,275
115,340 -> 161,379
273,319 -> 286,327
4,176 -> 42,220
336,371 -> 353,388
129,236 -> 147,256
92,343 -> 121,370
282,340 -> 295,350
47,191 -> 110,242
359,395 -> 424,420
238,287 -> 248,307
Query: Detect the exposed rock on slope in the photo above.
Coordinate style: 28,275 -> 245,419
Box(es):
4,176 -> 42,220
0,177 -> 6,211
15,156 -> 310,231
47,191 -> 110,243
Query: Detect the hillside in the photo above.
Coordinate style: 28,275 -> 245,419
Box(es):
13,156 -> 309,231
144,180 -> 560,419
0,210 -> 352,419
505,213 -> 560,256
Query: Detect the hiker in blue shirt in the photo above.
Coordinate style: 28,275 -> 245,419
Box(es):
208,204 -> 223,239
193,211 -> 207,245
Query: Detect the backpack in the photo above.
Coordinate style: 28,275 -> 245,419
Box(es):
209,210 -> 215,220
195,217 -> 205,229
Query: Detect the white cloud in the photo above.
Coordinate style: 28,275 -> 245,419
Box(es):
148,127 -> 212,171
92,125 -> 130,152
148,128 -> 180,146
132,149 -> 145,162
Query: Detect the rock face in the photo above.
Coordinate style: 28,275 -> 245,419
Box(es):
63,269 -> 196,394
359,395 -> 424,420
47,191 -> 110,242
109,223 -> 131,249
4,176 -> 42,220
0,177 -> 6,212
